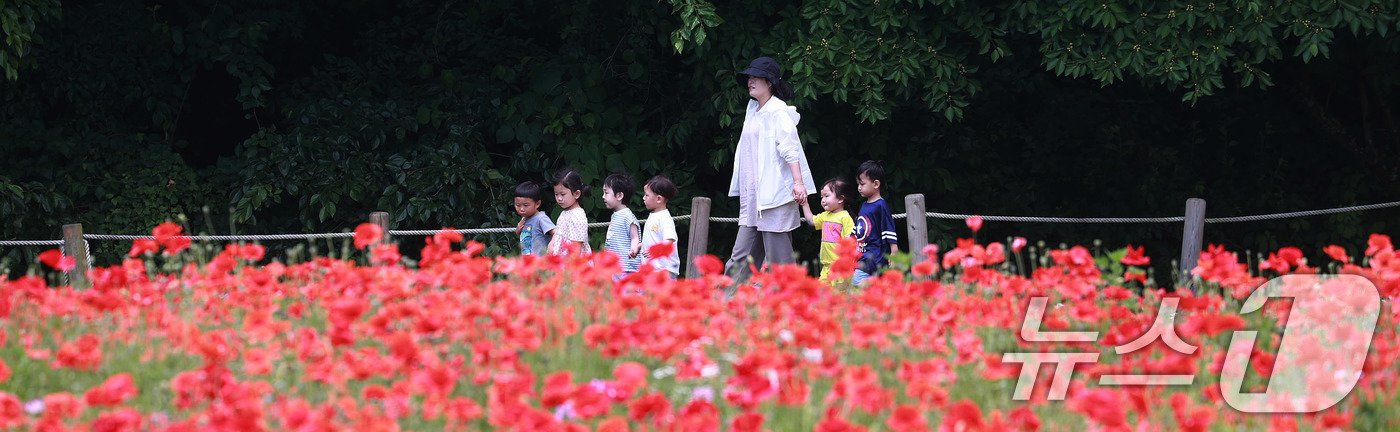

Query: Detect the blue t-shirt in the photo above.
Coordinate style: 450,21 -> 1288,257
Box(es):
520,212 -> 556,256
853,198 -> 897,273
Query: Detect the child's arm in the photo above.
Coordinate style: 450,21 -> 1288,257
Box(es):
516,217 -> 526,235
882,204 -> 900,255
628,222 -> 641,258
800,201 -> 817,227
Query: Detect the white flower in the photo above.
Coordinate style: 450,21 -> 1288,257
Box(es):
690,386 -> 714,401
23,399 -> 43,416
779,329 -> 794,343
802,348 -> 823,362
553,401 -> 577,421
652,366 -> 676,379
701,364 -> 720,378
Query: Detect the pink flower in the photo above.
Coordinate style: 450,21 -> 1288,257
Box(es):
965,215 -> 983,233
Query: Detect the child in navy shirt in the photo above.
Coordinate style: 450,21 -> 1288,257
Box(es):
852,160 -> 898,286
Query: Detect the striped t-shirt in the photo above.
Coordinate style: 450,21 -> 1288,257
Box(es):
604,208 -> 642,273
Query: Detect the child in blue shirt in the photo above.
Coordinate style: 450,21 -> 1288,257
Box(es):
852,160 -> 898,286
513,181 -> 555,256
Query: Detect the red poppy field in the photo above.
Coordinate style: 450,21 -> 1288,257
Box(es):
2,223 -> 1399,431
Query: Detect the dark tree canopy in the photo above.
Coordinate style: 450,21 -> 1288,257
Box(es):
2,0 -> 1399,280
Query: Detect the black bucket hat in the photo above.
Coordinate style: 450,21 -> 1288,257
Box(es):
736,56 -> 784,88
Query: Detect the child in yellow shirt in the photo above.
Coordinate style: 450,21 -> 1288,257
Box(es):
801,177 -> 857,284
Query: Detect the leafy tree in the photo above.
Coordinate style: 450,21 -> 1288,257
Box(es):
0,0 -> 1397,280
0,0 -> 60,80
669,0 -> 1400,121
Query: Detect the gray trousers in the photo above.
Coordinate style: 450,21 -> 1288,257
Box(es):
724,226 -> 795,288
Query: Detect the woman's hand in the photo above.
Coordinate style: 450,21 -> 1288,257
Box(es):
792,182 -> 808,204
787,162 -> 807,204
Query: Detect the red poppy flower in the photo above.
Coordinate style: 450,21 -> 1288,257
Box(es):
912,260 -> 938,277
1323,245 -> 1350,262
127,239 -> 159,257
815,415 -> 868,432
91,408 -> 143,432
1068,389 -> 1127,428
1170,393 -> 1214,432
647,242 -> 675,262
695,254 -> 724,276
1367,234 -> 1393,256
941,401 -> 984,431
0,392 -> 22,430
1120,245 -> 1150,266
42,392 -> 83,420
731,411 -> 765,432
613,362 -> 648,397
1123,270 -> 1147,284
38,249 -> 76,272
675,399 -> 720,432
433,228 -> 464,245
371,243 -> 401,265
84,374 -> 138,407
444,397 -> 483,423
886,405 -> 929,432
55,335 -> 104,371
152,222 -> 191,254
354,223 -> 383,249
1007,406 -> 1040,431
627,392 -> 671,422
598,416 -> 631,432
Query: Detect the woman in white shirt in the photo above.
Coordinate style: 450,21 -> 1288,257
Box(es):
724,56 -> 817,287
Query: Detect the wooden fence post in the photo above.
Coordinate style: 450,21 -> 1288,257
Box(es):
1178,198 -> 1207,291
905,194 -> 929,264
62,223 -> 90,289
685,197 -> 711,278
369,211 -> 391,245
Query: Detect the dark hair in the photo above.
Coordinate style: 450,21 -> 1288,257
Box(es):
822,177 -> 857,208
603,173 -> 635,204
767,78 -> 795,101
514,181 -> 547,203
645,175 -> 677,203
552,168 -> 590,195
857,160 -> 887,184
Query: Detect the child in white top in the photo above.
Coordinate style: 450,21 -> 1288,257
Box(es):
547,168 -> 592,255
641,175 -> 680,277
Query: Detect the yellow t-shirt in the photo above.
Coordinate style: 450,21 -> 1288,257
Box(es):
812,209 -> 854,282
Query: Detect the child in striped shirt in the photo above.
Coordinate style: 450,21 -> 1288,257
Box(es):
601,173 -> 642,279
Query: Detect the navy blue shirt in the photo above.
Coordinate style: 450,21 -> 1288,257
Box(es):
853,198 -> 898,273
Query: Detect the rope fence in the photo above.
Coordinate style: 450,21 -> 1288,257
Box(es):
4,196 -> 1400,288
8,198 -> 1391,245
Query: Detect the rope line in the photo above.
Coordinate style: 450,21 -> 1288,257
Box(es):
0,239 -> 65,246
918,212 -> 1185,224
1203,200 -> 1400,223
83,233 -> 355,241
4,200 -> 1399,245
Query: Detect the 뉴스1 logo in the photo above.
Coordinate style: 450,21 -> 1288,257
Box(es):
1002,274 -> 1380,413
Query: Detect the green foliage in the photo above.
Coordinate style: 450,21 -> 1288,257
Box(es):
671,0 -> 1400,120
0,0 -> 60,80
0,0 -> 1398,278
